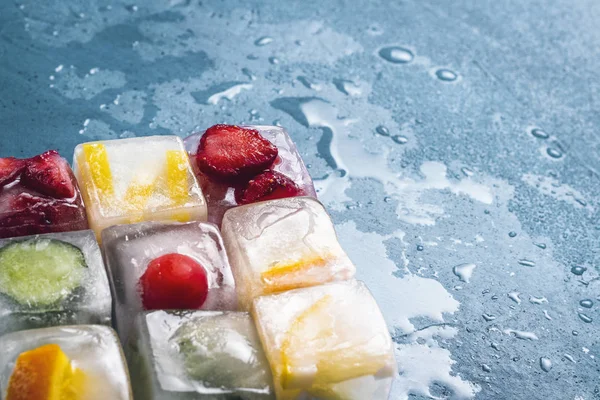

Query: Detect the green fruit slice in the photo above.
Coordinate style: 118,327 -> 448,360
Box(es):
0,238 -> 87,306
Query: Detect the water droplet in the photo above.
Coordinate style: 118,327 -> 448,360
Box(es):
491,342 -> 500,351
508,231 -> 517,238
461,167 -> 474,177
563,354 -> 576,363
49,75 -> 55,81
531,128 -> 549,139
55,64 -> 64,73
126,4 -> 138,12
89,67 -> 99,75
242,67 -> 256,81
546,147 -> 563,158
491,294 -> 499,300
378,46 -> 414,64
571,265 -> 587,276
504,329 -> 538,340
254,36 -> 273,46
529,296 -> 548,304
578,313 -> 593,323
392,135 -> 408,145
435,68 -> 458,82
375,125 -> 390,137
543,310 -> 552,320
518,259 -> 536,267
333,79 -> 362,96
572,330 -> 579,336
416,245 -> 424,251
540,357 -> 552,372
580,299 -> 593,308
534,242 -> 547,249
297,76 -> 321,91
482,313 -> 496,322
481,364 -> 491,372
508,291 -> 521,304
383,196 -> 392,203
269,56 -> 280,65
452,263 -> 477,283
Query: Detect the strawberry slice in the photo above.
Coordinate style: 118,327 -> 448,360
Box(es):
196,124 -> 278,182
0,157 -> 26,187
236,170 -> 301,205
22,150 -> 75,198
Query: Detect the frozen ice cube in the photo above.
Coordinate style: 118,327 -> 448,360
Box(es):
0,230 -> 112,336
102,221 -> 237,347
252,280 -> 396,400
0,325 -> 132,399
0,151 -> 88,239
221,197 -> 355,310
73,136 -> 207,242
184,125 -> 316,226
128,310 -> 274,399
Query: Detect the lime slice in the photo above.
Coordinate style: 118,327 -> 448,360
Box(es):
0,239 -> 86,306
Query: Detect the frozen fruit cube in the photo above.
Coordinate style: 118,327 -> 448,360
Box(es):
0,151 -> 88,239
73,136 -> 207,241
221,197 -> 355,310
0,325 -> 132,400
128,310 -> 274,399
252,280 -> 396,400
0,230 -> 112,336
184,125 -> 316,226
102,221 -> 237,347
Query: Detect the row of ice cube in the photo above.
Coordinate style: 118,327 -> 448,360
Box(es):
0,125 -> 396,399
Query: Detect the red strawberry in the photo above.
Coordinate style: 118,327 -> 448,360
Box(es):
139,253 -> 209,310
236,170 -> 301,205
22,150 -> 75,198
196,124 -> 278,182
0,157 -> 26,187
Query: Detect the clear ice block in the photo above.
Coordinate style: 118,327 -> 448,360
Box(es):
0,150 -> 88,239
0,325 -> 132,400
73,136 -> 207,241
128,310 -> 274,399
221,197 -> 355,310
0,230 -> 112,336
102,221 -> 237,347
252,280 -> 396,400
184,125 -> 316,226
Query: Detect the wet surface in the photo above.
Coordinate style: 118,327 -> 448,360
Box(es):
1,0 -> 599,398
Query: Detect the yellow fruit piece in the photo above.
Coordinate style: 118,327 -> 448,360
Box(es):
7,344 -> 86,400
123,181 -> 156,212
166,150 -> 190,206
280,295 -> 391,391
261,256 -> 329,294
82,143 -> 113,197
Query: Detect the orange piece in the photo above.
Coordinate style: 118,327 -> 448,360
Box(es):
6,344 -> 86,400
260,256 -> 329,294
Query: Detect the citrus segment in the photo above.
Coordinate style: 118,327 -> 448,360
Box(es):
82,143 -> 113,197
166,150 -> 190,206
6,344 -> 86,400
260,255 -> 329,293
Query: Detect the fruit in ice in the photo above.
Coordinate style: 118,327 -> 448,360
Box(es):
6,344 -> 86,400
196,124 -> 278,182
235,169 -> 301,205
139,253 -> 209,310
0,238 -> 86,306
22,150 -> 75,198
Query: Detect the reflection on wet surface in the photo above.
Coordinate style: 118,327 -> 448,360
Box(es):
1,0 -> 599,398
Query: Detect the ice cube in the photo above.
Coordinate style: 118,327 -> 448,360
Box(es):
221,197 -> 355,310
252,280 -> 396,400
73,136 -> 207,241
184,125 -> 316,226
0,325 -> 132,399
102,221 -> 237,347
0,230 -> 112,336
128,310 -> 274,399
0,151 -> 88,239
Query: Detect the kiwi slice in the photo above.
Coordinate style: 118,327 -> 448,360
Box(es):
0,238 -> 87,306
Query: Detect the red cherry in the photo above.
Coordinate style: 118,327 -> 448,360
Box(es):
139,253 -> 209,310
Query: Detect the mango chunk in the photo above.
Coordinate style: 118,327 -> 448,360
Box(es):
6,344 -> 86,400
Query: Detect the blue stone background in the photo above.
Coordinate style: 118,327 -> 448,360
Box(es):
1,1 -> 599,398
